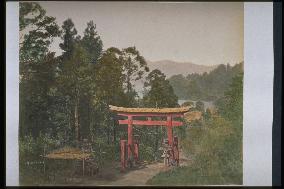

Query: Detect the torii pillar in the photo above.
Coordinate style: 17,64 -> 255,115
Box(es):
128,115 -> 133,159
167,115 -> 173,146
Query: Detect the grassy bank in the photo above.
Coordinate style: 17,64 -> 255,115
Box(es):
147,116 -> 242,186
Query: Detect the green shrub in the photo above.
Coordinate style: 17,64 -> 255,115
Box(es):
148,116 -> 242,185
19,133 -> 60,185
139,144 -> 155,161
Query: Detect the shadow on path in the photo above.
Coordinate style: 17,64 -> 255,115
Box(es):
79,150 -> 191,186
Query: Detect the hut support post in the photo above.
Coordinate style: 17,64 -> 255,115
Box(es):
43,145 -> 46,174
82,159 -> 85,176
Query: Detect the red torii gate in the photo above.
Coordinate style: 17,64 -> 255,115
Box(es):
109,105 -> 190,171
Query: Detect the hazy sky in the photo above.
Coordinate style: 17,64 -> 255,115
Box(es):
39,1 -> 244,66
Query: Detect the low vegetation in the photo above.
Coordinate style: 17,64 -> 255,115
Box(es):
148,74 -> 243,185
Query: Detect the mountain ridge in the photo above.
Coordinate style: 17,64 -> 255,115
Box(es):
146,60 -> 219,78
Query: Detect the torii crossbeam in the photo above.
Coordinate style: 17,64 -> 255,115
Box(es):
109,105 -> 190,171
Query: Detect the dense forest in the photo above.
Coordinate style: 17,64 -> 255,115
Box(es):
19,2 -> 179,184
19,2 -> 180,141
19,2 -> 243,186
168,62 -> 243,101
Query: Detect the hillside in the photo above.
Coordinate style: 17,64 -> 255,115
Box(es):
147,60 -> 218,78
134,60 -> 219,97
168,62 -> 244,101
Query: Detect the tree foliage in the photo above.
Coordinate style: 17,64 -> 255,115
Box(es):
20,2 -> 61,62
143,69 -> 178,108
195,101 -> 205,112
59,18 -> 79,59
168,63 -> 243,101
19,3 -> 151,147
81,21 -> 103,64
216,73 -> 243,125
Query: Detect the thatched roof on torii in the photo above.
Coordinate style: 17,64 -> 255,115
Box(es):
109,105 -> 191,114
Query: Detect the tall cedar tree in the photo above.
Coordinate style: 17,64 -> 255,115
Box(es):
143,69 -> 178,108
59,18 -> 78,60
57,44 -> 95,143
19,2 -> 60,137
121,47 -> 149,105
20,2 -> 61,62
81,21 -> 103,64
79,21 -> 103,139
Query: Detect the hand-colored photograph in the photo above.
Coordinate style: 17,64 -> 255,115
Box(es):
19,1 -> 243,186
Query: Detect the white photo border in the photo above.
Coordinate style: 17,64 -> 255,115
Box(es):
6,2 -> 274,186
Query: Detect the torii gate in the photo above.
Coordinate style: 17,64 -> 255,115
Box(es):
109,105 -> 190,171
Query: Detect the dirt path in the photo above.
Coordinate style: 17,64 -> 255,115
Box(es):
80,150 -> 191,186
97,162 -> 167,186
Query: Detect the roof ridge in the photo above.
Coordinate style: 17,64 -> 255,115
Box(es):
109,105 -> 191,113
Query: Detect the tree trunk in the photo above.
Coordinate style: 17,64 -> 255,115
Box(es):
75,99 -> 79,143
69,102 -> 74,140
107,126 -> 110,145
87,97 -> 91,140
113,120 -> 116,143
74,90 -> 80,144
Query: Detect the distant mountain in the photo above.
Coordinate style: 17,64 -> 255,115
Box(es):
147,60 -> 218,78
133,60 -> 219,97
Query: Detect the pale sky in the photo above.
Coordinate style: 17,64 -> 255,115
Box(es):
38,1 -> 244,66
